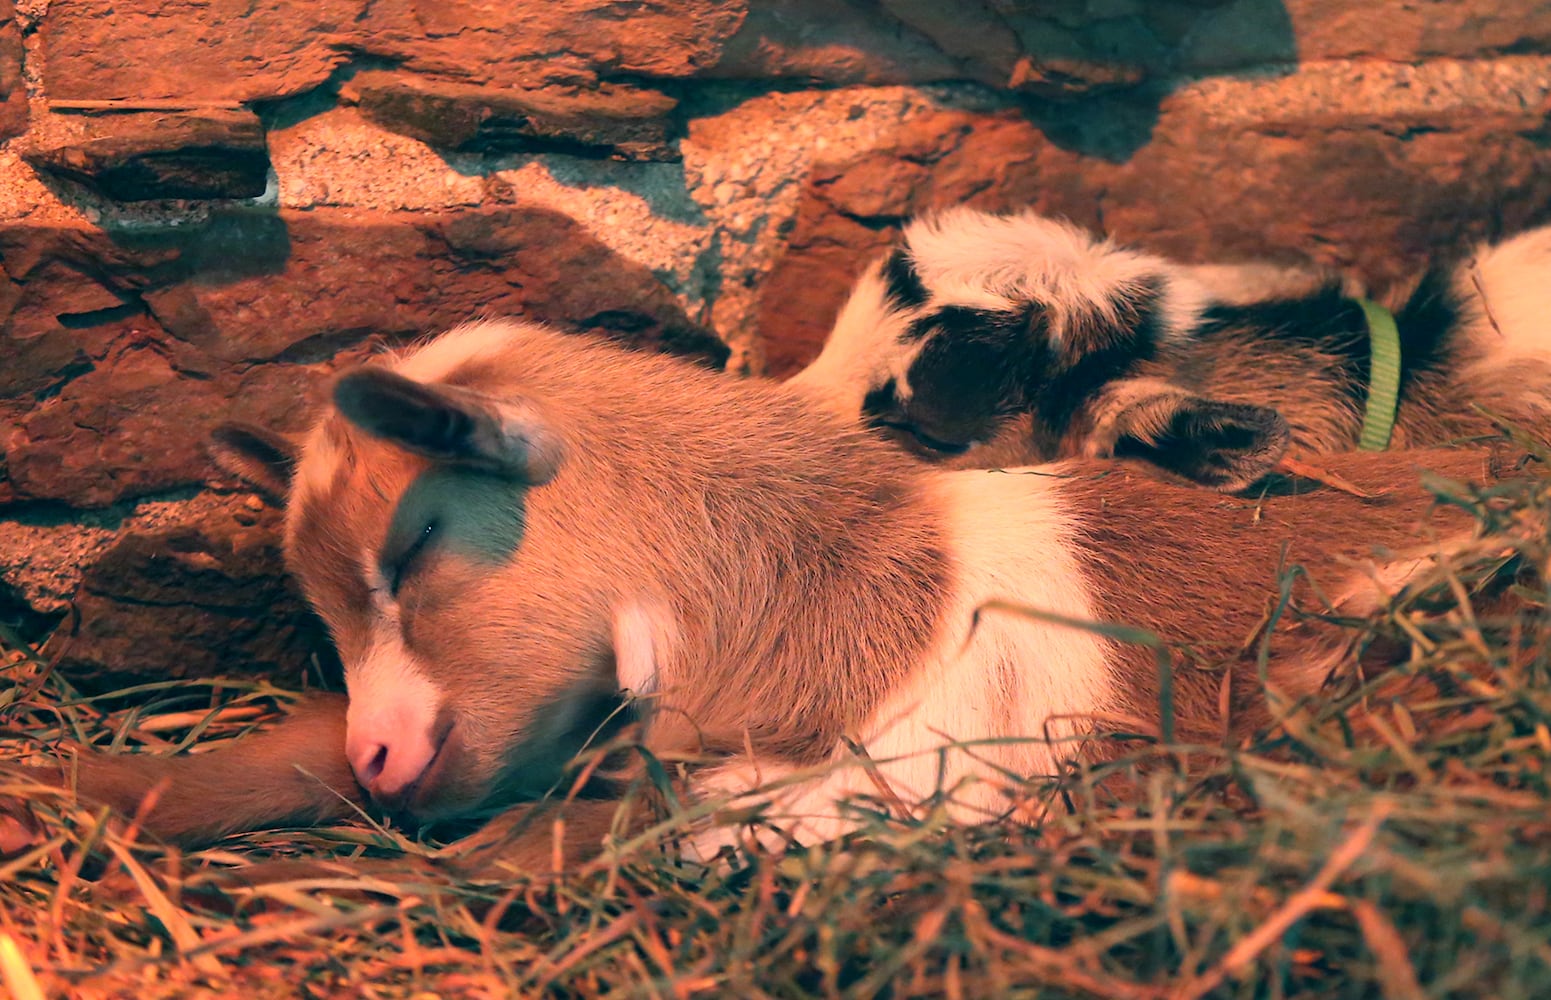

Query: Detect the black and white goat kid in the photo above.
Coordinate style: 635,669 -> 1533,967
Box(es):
789,207 -> 1551,489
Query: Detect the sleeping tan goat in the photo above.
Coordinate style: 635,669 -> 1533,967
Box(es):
791,207 -> 1551,489
0,321 -> 1529,866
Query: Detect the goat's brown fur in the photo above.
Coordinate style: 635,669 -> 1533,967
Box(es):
1,323 -> 1533,878
5,694 -> 361,846
1067,447 -> 1509,748
284,324 -> 952,820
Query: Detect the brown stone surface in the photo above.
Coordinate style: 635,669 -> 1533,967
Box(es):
0,259 -> 133,400
348,72 -> 680,159
38,0 -> 1551,112
1,207 -> 725,508
41,0 -> 748,103
705,0 -> 1177,89
710,0 -> 1551,93
1187,0 -> 1551,70
53,492 -> 332,688
9,337 -> 234,506
21,109 -> 269,200
877,0 -> 1029,88
709,0 -> 964,85
0,0 -> 26,141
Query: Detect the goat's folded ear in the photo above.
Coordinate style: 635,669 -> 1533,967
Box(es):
209,422 -> 301,502
332,367 -> 565,484
1100,390 -> 1291,492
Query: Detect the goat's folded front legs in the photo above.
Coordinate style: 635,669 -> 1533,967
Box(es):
2,693 -> 364,850
2,693 -> 651,887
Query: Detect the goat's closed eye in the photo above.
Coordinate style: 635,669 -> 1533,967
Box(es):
903,424 -> 971,455
389,521 -> 438,597
873,417 -> 971,456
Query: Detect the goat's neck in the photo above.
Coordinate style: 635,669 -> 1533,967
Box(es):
649,451 -> 954,762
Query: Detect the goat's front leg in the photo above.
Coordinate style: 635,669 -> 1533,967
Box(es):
2,693 -> 363,850
170,796 -> 650,911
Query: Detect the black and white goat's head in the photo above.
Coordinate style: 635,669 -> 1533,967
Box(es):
793,206 -> 1551,491
787,207 -> 1299,490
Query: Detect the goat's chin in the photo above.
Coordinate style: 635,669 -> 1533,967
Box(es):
403,704 -> 631,827
386,722 -> 529,823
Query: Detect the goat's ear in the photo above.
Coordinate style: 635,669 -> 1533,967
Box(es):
209,422 -> 300,502
332,368 -> 565,484
1099,390 -> 1290,491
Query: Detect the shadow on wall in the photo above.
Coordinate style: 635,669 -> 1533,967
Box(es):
1024,0 -> 1297,161
720,0 -> 1300,162
2,205 -> 727,510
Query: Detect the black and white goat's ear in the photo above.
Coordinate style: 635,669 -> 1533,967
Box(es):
209,422 -> 301,502
1095,388 -> 1290,491
332,367 -> 565,484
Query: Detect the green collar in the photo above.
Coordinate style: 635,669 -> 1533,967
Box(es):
1356,297 -> 1401,452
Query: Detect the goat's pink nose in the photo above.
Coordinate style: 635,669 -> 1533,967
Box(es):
345,712 -> 445,806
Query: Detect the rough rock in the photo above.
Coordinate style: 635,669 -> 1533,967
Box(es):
0,503 -> 119,614
0,0 -> 26,141
53,492 -> 332,688
709,0 -> 965,85
264,105 -> 487,211
0,258 -> 134,400
699,1 -> 1186,90
39,0 -> 1551,112
709,0 -> 1551,94
3,338 -> 346,508
0,487 -> 331,688
699,0 -> 1161,92
21,109 -> 270,201
9,338 -> 234,506
1184,0 -> 1551,70
40,0 -> 748,103
128,208 -> 723,369
347,72 -> 680,160
1,207 -> 726,507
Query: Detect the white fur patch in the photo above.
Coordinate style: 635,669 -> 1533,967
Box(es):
1330,532 -> 1489,619
284,419 -> 348,547
859,466 -> 1112,801
784,261 -> 922,418
689,465 -> 1113,854
613,598 -> 678,697
1456,224 -> 1551,362
1331,556 -> 1436,618
1177,261 -> 1350,305
903,207 -> 1207,344
347,625 -> 443,720
392,319 -> 537,384
344,621 -> 447,793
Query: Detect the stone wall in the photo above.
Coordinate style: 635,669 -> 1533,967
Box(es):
3,1 -> 1549,686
